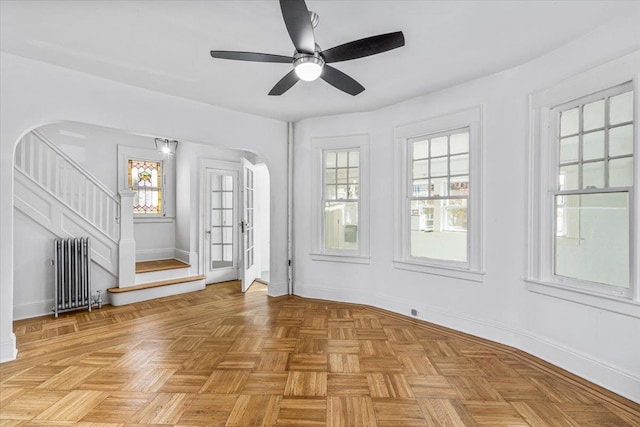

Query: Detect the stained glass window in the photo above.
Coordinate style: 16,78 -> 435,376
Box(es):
128,159 -> 163,214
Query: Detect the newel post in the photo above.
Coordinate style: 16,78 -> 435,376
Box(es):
118,190 -> 136,288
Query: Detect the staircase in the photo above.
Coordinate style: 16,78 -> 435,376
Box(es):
108,259 -> 205,306
14,130 -> 205,310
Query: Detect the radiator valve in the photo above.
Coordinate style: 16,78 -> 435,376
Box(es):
93,290 -> 103,309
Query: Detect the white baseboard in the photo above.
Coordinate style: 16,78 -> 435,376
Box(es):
0,333 -> 17,363
136,248 -> 176,262
14,299 -> 54,320
294,283 -> 640,403
267,281 -> 289,297
174,249 -> 191,264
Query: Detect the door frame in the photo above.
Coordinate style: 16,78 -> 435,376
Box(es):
199,159 -> 241,284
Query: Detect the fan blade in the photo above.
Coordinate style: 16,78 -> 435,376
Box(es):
279,0 -> 315,54
321,31 -> 405,63
210,51 -> 293,63
321,65 -> 365,96
269,70 -> 300,95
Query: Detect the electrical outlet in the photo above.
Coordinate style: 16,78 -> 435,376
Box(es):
410,308 -> 418,316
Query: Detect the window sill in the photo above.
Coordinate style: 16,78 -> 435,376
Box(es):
393,260 -> 484,282
525,279 -> 640,319
310,253 -> 371,265
134,216 -> 175,224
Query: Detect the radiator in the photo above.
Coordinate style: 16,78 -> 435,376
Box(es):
53,237 -> 92,317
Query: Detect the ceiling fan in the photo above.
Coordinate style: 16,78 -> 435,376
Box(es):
210,0 -> 405,96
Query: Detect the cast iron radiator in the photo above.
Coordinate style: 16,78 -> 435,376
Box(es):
53,237 -> 92,317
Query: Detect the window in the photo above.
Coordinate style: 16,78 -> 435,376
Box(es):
311,135 -> 370,263
128,159 -> 163,214
323,150 -> 359,251
528,58 -> 639,317
118,145 -> 175,222
394,107 -> 483,281
553,86 -> 633,292
408,129 -> 470,263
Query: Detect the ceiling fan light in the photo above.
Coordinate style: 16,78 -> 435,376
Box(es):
294,55 -> 324,81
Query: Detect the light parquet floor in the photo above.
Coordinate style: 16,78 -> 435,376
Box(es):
2,281 -> 639,426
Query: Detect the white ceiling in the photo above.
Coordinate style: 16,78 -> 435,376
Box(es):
2,1 -> 639,122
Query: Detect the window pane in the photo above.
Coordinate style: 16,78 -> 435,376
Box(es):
348,185 -> 359,199
410,199 -> 467,263
554,192 -> 629,288
430,157 -> 447,176
413,140 -> 429,159
450,177 -> 469,196
431,177 -> 447,197
583,99 -> 604,131
610,125 -> 633,157
450,132 -> 469,154
583,161 -> 604,189
348,167 -> 359,184
337,151 -> 348,167
325,169 -> 336,184
583,131 -> 604,161
337,168 -> 348,183
431,137 -> 448,157
449,154 -> 469,175
609,157 -> 634,187
337,185 -> 348,199
610,91 -> 633,125
412,179 -> 429,197
348,151 -> 359,167
413,159 -> 429,180
559,165 -> 579,190
324,201 -> 358,250
560,136 -> 579,163
326,152 -> 337,168
560,107 -> 579,136
325,185 -> 336,199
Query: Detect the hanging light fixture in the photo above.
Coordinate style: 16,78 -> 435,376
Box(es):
155,138 -> 178,155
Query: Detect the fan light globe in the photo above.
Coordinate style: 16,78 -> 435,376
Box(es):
294,55 -> 324,81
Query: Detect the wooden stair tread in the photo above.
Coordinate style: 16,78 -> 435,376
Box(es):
108,275 -> 205,293
135,259 -> 190,274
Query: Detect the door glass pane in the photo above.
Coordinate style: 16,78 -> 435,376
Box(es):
222,209 -> 233,225
554,192 -> 629,288
410,199 -> 467,263
324,201 -> 358,250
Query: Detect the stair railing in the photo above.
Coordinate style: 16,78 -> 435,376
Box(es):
14,130 -> 121,241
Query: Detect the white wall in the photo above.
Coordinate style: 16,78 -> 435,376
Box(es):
255,163 -> 271,280
293,16 -> 640,401
0,52 -> 289,363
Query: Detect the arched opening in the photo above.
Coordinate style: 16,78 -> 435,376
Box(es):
12,120 -> 272,319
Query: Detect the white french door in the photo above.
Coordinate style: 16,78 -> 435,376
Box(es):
204,168 -> 239,284
241,158 -> 257,292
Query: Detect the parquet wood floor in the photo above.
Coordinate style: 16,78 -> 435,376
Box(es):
2,281 -> 639,426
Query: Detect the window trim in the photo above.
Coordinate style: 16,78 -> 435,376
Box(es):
394,106 -> 484,281
310,134 -> 370,264
527,58 -> 640,317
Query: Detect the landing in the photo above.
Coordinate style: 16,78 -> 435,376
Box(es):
135,258 -> 189,274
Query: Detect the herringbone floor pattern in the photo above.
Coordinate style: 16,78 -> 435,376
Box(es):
1,281 -> 638,426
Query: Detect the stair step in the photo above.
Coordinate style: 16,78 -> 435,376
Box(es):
108,275 -> 205,293
135,259 -> 190,274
